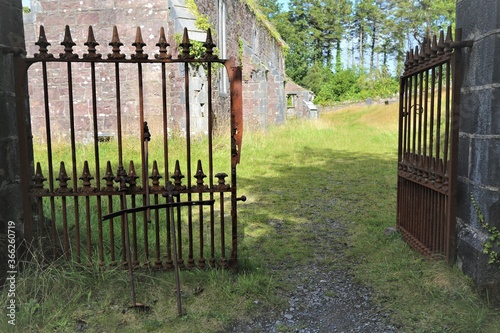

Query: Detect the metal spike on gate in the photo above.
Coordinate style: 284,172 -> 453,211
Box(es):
32,162 -> 48,194
108,26 -> 126,59
178,28 -> 193,59
150,160 -> 163,191
132,26 -> 148,60
437,30 -> 445,55
59,25 -> 78,59
83,26 -> 101,59
203,28 -> 217,60
56,161 -> 71,193
155,27 -> 171,60
34,25 -> 53,59
431,34 -> 438,58
103,161 -> 116,192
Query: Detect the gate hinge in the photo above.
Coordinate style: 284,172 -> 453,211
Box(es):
450,40 -> 474,49
0,43 -> 26,55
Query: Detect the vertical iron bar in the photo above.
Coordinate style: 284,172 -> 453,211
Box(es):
115,62 -> 123,168
406,75 -> 413,167
161,62 -> 173,269
176,194 -> 183,267
412,71 -> 418,163
207,64 -> 216,267
219,192 -> 226,266
154,193 -> 162,268
165,185 -> 182,316
108,194 -> 116,265
85,189 -> 92,263
184,62 -> 194,268
398,77 -> 405,167
418,70 -> 424,176
436,64 -> 443,177
229,65 -> 243,269
67,61 -> 81,263
198,191 -> 205,268
138,62 -> 150,267
61,195 -> 69,259
430,67 -> 436,176
423,69 -> 429,179
443,61 -> 451,171
113,62 -> 123,264
91,61 -> 103,265
41,61 -> 57,259
131,195 -> 139,266
121,191 -> 137,306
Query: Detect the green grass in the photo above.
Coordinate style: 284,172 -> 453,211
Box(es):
2,103 -> 500,332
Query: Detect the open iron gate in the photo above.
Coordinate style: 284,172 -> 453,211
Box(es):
397,27 -> 470,261
14,25 -> 244,270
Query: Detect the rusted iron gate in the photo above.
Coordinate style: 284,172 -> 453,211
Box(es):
14,25 -> 245,270
397,27 -> 470,261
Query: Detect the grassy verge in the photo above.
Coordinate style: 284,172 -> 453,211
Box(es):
1,103 -> 499,332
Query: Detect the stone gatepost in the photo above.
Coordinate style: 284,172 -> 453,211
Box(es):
0,0 -> 27,286
456,0 -> 500,305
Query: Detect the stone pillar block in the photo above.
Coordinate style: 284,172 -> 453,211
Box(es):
456,0 -> 500,305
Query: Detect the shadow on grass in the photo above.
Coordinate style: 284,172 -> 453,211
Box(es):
236,146 -> 397,270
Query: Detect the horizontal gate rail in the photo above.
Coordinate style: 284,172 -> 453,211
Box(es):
397,27 -> 468,262
14,25 -> 244,270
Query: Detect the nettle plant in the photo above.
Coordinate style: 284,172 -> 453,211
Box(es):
471,194 -> 500,265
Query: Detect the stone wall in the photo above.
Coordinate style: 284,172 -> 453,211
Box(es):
182,0 -> 287,129
23,0 -> 288,140
0,0 -> 26,286
24,0 -> 174,140
456,0 -> 500,305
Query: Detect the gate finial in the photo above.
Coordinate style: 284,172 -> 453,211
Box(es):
430,34 -> 438,58
32,162 -> 48,194
59,25 -> 78,59
79,161 -> 95,193
437,30 -> 445,55
34,26 -> 54,59
103,161 -> 116,192
444,26 -> 453,53
56,162 -> 72,193
132,26 -> 148,60
172,160 -> 186,190
155,27 -> 171,60
203,28 -> 217,60
127,161 -> 140,190
178,28 -> 193,59
193,160 -> 208,191
150,160 -> 163,191
84,26 -> 101,59
108,26 -> 126,59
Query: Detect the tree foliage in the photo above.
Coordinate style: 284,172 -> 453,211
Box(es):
258,0 -> 455,104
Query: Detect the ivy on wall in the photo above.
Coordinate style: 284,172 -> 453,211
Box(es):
471,194 -> 500,265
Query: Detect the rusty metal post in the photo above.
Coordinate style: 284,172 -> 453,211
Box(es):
163,181 -> 183,316
115,167 -> 137,307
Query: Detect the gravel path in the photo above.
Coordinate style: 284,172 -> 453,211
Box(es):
225,216 -> 401,333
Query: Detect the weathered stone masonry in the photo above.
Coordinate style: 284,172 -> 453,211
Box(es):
456,0 -> 500,304
0,0 -> 27,286
23,0 -> 288,140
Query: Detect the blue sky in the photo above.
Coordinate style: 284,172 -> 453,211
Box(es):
277,0 -> 289,10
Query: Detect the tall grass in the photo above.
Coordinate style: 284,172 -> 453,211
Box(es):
1,103 -> 499,332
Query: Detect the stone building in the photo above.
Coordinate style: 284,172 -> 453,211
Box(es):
22,0 -> 289,140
